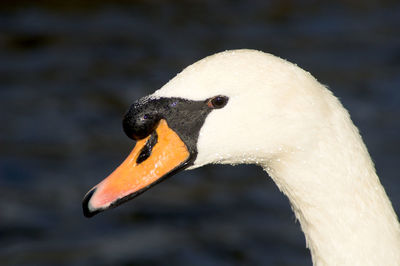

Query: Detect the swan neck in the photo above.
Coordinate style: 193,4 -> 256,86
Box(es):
263,124 -> 400,265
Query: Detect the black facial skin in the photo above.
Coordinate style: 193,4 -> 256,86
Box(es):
123,95 -> 228,157
83,95 -> 228,217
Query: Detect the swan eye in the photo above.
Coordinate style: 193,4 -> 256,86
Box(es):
208,95 -> 229,109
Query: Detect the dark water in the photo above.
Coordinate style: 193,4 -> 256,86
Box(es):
1,1 -> 400,265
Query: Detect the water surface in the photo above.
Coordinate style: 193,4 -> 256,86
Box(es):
1,2 -> 400,265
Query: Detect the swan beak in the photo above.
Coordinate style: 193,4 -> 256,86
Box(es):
82,119 -> 190,217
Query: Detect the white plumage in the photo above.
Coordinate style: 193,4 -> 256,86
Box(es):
153,50 -> 400,265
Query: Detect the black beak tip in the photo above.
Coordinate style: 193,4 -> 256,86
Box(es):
82,188 -> 100,218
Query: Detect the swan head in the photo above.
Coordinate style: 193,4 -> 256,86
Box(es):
83,49 -> 331,217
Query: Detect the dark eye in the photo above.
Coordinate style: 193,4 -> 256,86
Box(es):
208,95 -> 229,109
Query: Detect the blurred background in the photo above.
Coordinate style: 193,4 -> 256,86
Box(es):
1,1 -> 399,265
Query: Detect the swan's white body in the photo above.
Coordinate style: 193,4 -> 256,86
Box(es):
152,50 -> 400,265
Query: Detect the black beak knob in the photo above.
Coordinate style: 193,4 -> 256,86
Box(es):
122,98 -> 161,140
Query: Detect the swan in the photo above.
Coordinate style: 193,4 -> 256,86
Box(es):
82,49 -> 400,265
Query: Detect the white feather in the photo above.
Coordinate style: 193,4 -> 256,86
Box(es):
153,49 -> 400,265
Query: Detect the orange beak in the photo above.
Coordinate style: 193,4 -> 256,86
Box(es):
83,119 -> 190,217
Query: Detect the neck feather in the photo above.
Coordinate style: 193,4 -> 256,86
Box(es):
263,107 -> 400,265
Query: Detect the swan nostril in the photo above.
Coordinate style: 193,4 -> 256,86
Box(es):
136,131 -> 158,164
